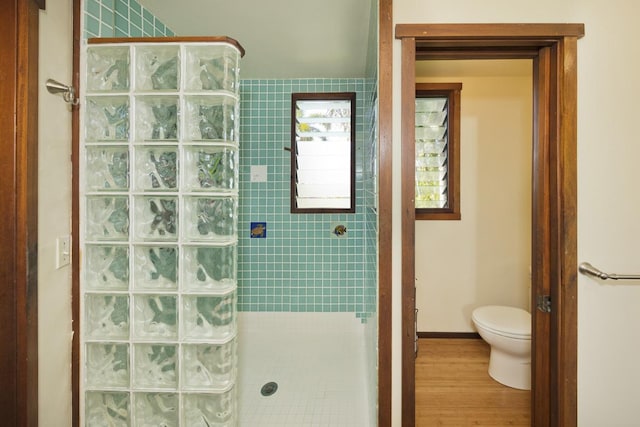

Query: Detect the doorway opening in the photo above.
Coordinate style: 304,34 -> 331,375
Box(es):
395,24 -> 584,426
414,57 -> 533,424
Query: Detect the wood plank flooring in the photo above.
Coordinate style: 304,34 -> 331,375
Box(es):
415,338 -> 531,426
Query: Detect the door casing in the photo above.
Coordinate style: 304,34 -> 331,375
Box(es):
0,0 -> 42,424
395,23 -> 584,426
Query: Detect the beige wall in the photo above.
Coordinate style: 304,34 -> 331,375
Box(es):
415,60 -> 532,333
393,1 -> 640,425
38,0 -> 73,425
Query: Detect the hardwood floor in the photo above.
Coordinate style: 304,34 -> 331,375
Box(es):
415,338 -> 531,426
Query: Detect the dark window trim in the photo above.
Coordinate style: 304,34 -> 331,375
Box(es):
415,82 -> 462,220
290,92 -> 356,214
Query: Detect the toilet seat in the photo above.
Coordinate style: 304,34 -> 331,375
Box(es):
472,305 -> 531,339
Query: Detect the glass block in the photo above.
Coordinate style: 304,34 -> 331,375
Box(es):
184,44 -> 239,93
135,96 -> 179,141
183,145 -> 238,192
183,95 -> 238,142
133,294 -> 178,340
133,245 -> 178,291
85,391 -> 131,427
86,46 -> 130,92
85,245 -> 130,291
86,196 -> 129,241
85,146 -> 130,191
134,196 -> 178,241
135,45 -> 180,91
182,292 -> 236,341
133,344 -> 178,389
182,390 -> 235,426
86,96 -> 130,142
85,343 -> 130,388
183,196 -> 237,242
133,145 -> 178,191
133,393 -> 178,426
85,294 -> 130,339
182,340 -> 236,391
182,244 -> 237,292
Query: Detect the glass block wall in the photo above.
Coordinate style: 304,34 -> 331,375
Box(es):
238,79 -> 377,318
81,39 -> 243,425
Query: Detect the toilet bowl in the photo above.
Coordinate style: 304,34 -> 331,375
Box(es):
471,305 -> 531,390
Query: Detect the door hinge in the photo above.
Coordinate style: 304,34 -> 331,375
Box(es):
536,295 -> 551,313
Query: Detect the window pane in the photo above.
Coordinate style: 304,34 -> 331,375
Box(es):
415,96 -> 448,209
291,93 -> 355,213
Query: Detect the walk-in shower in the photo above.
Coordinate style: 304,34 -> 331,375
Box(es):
79,2 -> 379,425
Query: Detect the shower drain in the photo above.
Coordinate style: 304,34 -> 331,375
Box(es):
260,381 -> 278,397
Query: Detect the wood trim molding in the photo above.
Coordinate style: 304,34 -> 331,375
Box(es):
397,23 -> 582,427
418,332 -> 480,339
71,1 -> 81,426
532,45 -> 553,427
400,36 -> 417,427
88,36 -> 245,57
0,0 -> 40,424
395,23 -> 585,40
0,3 -> 20,420
377,0 -> 393,425
17,3 -> 41,423
554,36 -> 579,427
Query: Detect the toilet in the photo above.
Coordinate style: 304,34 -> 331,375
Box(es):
471,305 -> 531,390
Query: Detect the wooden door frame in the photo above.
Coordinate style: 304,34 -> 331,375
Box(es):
395,24 -> 584,426
377,0 -> 393,425
0,0 -> 43,425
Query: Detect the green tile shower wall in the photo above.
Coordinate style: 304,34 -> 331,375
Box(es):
238,79 -> 377,316
84,0 -> 175,38
82,0 -> 378,315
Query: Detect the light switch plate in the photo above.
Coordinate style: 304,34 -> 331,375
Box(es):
250,165 -> 268,182
56,235 -> 71,269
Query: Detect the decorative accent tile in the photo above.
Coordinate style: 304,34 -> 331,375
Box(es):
250,222 -> 267,238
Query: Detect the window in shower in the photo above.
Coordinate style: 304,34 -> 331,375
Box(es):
290,92 -> 356,213
415,83 -> 462,220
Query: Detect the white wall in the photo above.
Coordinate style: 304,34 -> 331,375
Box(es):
38,0 -> 73,425
415,60 -> 532,333
393,1 -> 640,425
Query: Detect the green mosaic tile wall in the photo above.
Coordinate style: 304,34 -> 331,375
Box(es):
238,79 -> 378,316
83,0 -> 378,315
84,0 -> 174,39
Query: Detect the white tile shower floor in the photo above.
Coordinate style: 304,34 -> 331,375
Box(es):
237,313 -> 371,427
